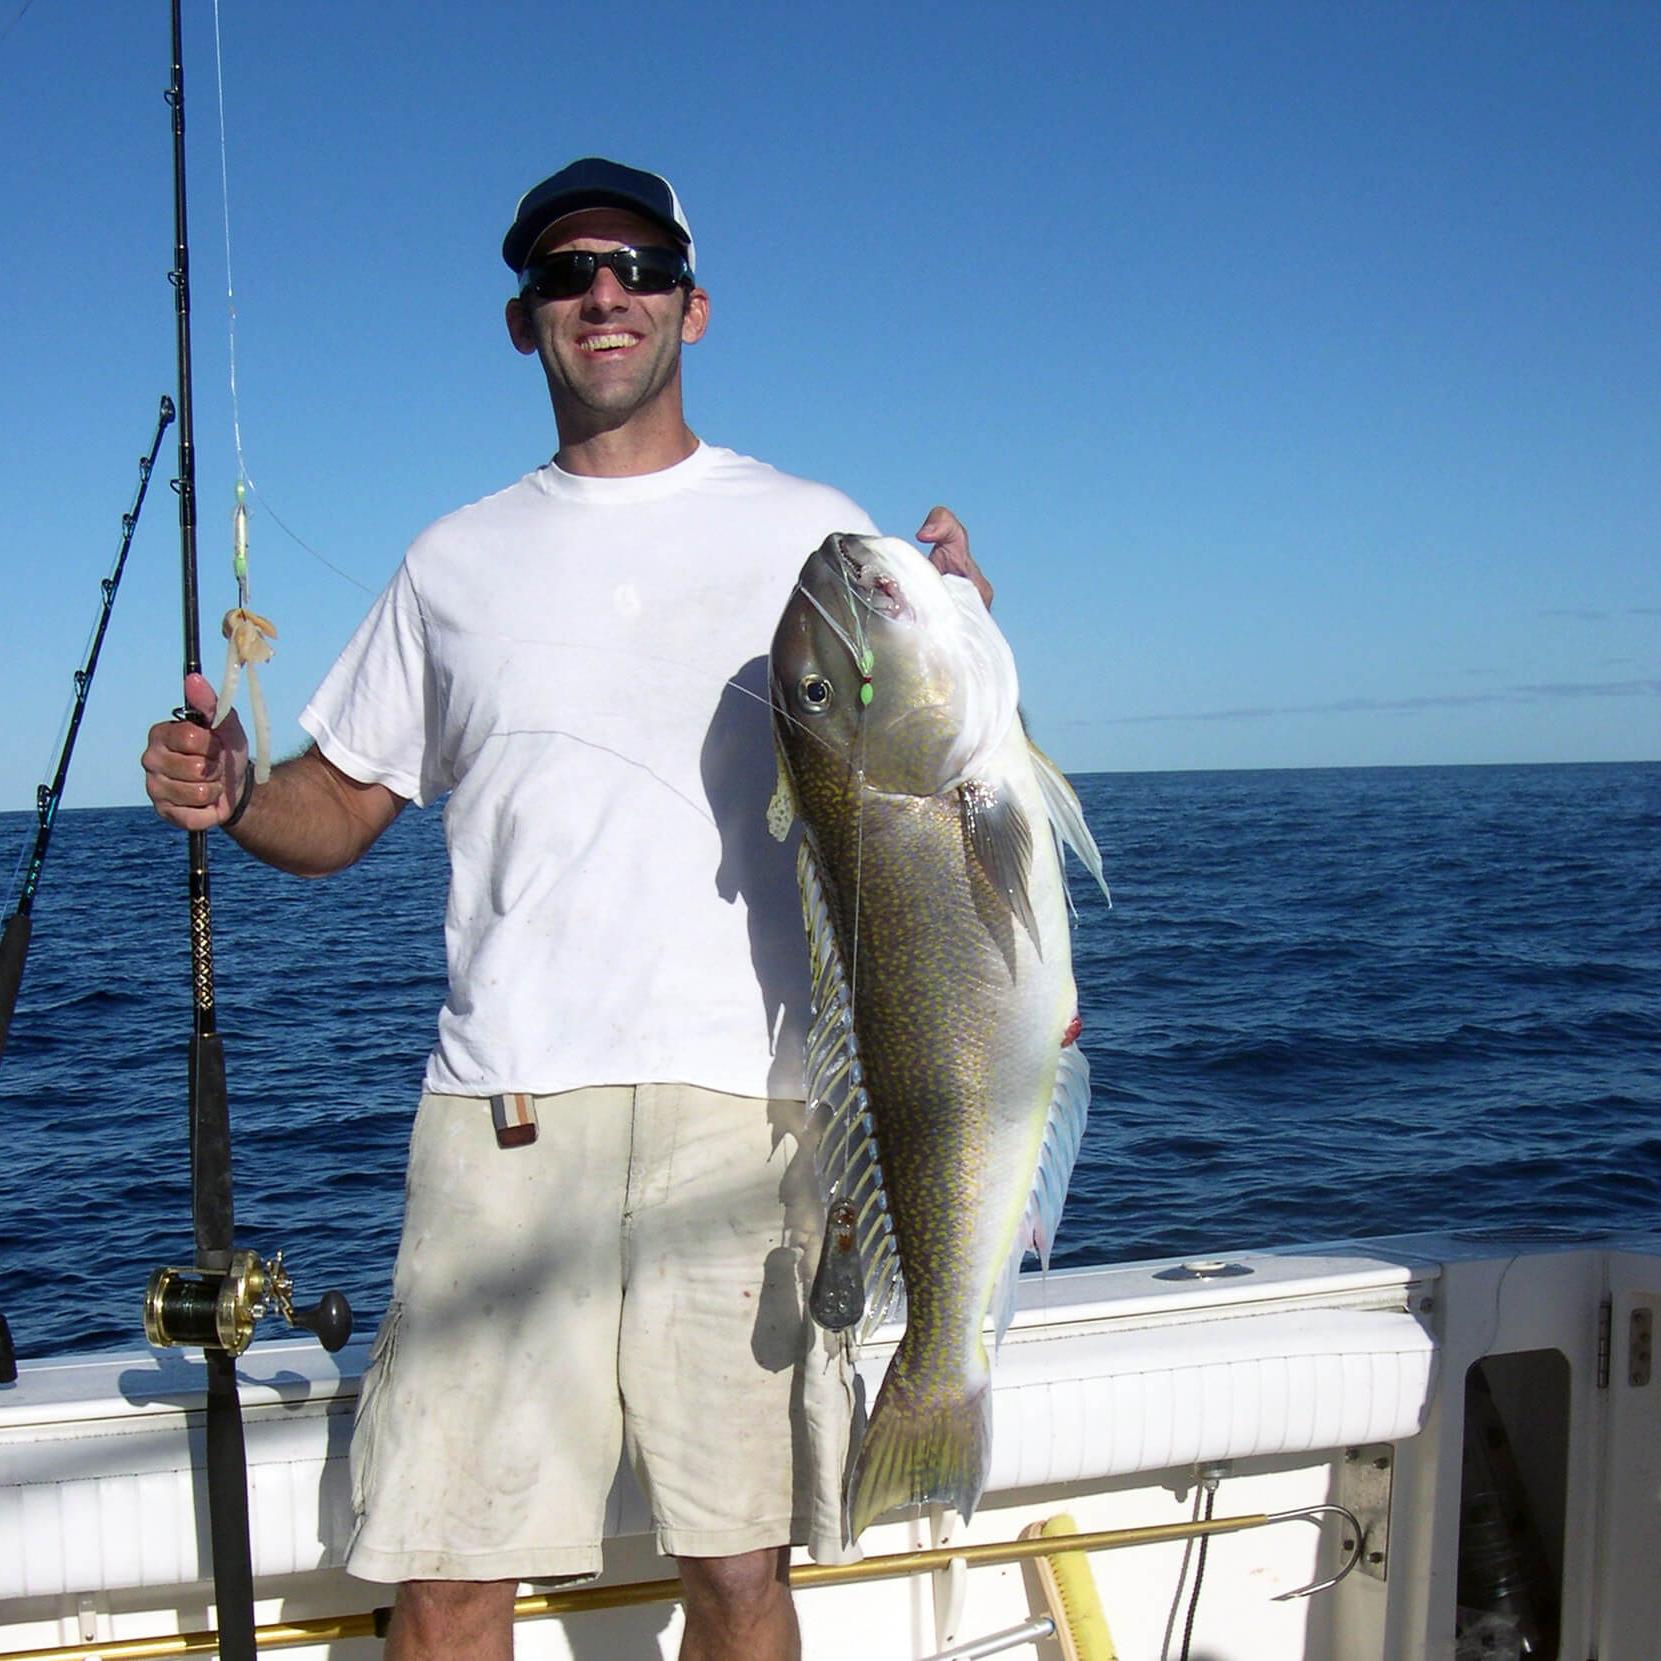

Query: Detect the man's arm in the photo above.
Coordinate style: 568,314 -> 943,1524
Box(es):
142,672 -> 404,877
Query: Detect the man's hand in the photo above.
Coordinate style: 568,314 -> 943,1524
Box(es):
916,505 -> 992,609
141,672 -> 249,832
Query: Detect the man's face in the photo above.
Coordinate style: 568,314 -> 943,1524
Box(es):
506,207 -> 709,435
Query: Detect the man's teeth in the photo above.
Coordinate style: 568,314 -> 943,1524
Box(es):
581,333 -> 638,352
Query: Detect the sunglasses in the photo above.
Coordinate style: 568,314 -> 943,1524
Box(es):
519,245 -> 692,301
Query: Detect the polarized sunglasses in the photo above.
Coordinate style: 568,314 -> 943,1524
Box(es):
519,245 -> 692,301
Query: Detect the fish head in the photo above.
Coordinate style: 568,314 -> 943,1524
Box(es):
770,532 -> 1019,797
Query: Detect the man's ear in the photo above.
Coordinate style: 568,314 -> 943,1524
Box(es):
505,295 -> 538,356
681,286 -> 710,346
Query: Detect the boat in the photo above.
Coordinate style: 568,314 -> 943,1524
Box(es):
5,1223 -> 1658,1659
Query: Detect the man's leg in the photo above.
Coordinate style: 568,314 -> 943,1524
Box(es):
384,1579 -> 518,1661
677,1547 -> 800,1661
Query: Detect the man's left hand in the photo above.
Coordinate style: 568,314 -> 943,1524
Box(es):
917,506 -> 992,610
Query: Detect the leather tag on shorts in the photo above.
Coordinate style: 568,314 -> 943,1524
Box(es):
491,1092 -> 538,1148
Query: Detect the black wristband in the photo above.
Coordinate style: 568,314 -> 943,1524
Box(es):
222,765 -> 256,830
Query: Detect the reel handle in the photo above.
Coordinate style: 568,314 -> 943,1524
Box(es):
289,1289 -> 353,1353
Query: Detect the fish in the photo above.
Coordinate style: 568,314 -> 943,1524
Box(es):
767,531 -> 1110,1541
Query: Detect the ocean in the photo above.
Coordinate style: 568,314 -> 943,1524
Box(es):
1,761 -> 1657,1360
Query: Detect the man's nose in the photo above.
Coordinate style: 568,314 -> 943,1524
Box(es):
582,265 -> 631,312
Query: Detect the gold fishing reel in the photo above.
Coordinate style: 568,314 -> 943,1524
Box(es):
144,1248 -> 352,1356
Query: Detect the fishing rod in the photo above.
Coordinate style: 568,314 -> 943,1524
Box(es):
140,10 -> 349,1659
0,395 -> 174,1067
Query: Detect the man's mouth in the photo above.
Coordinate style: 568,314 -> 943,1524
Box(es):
579,332 -> 641,353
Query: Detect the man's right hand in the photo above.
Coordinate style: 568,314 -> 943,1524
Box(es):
141,671 -> 250,832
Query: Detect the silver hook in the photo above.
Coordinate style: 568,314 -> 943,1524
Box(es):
1264,1503 -> 1366,1601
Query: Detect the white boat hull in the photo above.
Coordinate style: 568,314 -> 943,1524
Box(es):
4,1231 -> 1658,1659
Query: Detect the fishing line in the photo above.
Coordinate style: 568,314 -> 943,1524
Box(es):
837,574 -> 872,1207
203,0 -> 373,597
210,0 -> 246,489
0,0 -> 37,49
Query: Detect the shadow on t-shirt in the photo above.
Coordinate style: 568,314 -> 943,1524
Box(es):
699,654 -> 813,1101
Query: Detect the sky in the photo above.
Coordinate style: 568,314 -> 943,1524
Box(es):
1,0 -> 1657,819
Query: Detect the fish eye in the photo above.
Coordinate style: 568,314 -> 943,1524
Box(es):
797,674 -> 834,714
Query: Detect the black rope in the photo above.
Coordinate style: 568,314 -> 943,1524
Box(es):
1178,1483 -> 1217,1661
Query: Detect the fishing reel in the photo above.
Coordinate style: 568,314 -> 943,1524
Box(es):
144,1249 -> 352,1357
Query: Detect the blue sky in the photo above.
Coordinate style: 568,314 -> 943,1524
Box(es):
2,0 -> 1656,814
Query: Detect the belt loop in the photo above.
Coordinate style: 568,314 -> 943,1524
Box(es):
491,1092 -> 539,1148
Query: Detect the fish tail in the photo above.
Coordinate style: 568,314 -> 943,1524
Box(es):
845,1366 -> 992,1541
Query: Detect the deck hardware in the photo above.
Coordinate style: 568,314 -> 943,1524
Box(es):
1631,1307 -> 1653,1387
1597,1299 -> 1612,1389
1154,1259 -> 1254,1281
1265,1505 -> 1366,1600
916,1616 -> 1056,1660
1338,1440 -> 1396,1583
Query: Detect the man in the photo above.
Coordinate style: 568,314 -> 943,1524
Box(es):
143,158 -> 988,1661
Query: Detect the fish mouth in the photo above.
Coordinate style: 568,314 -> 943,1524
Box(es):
825,533 -> 915,623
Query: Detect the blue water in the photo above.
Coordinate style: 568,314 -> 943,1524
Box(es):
1,762 -> 1657,1360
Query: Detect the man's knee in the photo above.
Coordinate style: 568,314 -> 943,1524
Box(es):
386,1579 -> 517,1661
677,1545 -> 792,1618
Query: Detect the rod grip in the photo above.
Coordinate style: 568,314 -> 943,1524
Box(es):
190,1029 -> 234,1267
0,909 -> 33,1064
204,1348 -> 257,1661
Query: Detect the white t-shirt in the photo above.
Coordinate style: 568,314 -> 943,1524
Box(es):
300,443 -> 878,1100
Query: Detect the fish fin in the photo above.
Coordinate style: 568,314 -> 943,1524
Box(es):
1028,740 -> 1111,906
960,779 -> 1040,953
990,1044 -> 1091,1349
766,732 -> 797,842
845,1367 -> 992,1541
797,838 -> 907,1343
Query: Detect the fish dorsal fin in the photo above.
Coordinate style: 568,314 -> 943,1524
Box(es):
989,1042 -> 1091,1348
960,778 -> 1040,954
797,837 -> 907,1342
1028,740 -> 1111,906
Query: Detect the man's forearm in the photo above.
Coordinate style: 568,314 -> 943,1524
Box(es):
227,745 -> 404,876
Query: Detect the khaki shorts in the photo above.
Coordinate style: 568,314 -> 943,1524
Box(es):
345,1085 -> 855,1584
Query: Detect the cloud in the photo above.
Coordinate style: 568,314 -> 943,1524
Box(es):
1075,677 -> 1661,727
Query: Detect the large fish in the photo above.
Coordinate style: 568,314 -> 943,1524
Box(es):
767,531 -> 1109,1540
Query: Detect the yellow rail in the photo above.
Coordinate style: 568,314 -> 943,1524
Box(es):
2,1514 -> 1278,1661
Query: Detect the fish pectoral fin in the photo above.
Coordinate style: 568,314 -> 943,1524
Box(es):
1028,739 -> 1111,905
766,733 -> 798,842
960,779 -> 1040,954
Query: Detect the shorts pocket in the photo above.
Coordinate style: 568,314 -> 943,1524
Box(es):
349,1299 -> 404,1522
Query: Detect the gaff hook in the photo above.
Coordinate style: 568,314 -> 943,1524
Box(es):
1265,1503 -> 1367,1601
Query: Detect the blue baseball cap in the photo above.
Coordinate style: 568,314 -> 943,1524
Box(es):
502,157 -> 696,278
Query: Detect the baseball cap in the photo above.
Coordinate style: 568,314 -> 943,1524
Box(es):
502,157 -> 696,278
